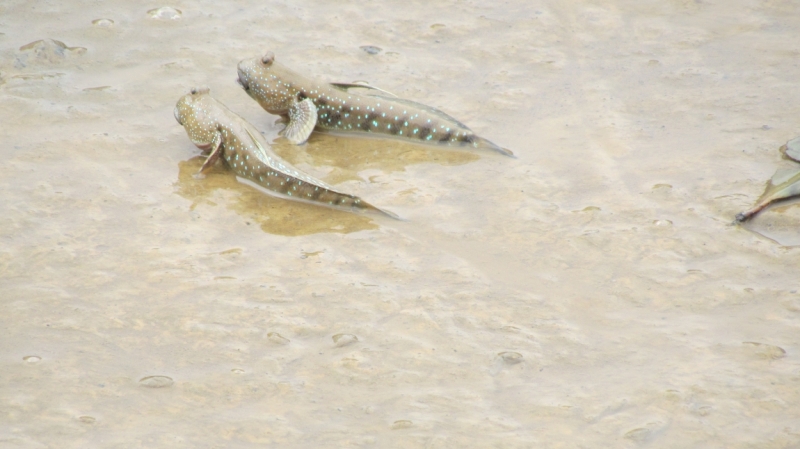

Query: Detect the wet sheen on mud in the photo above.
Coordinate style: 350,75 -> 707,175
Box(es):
176,157 -> 380,236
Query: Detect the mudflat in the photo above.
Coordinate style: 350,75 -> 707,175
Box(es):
2,1 -> 799,447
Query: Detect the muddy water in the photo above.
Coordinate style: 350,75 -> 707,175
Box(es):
2,0 -> 800,447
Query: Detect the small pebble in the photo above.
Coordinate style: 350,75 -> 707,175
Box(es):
147,7 -> 181,20
268,332 -> 290,345
332,333 -> 358,347
360,45 -> 381,55
92,18 -> 114,27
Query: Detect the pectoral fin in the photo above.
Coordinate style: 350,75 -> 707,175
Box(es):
330,81 -> 397,97
280,97 -> 317,145
198,131 -> 223,173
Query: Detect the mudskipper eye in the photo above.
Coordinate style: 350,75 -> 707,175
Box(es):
261,51 -> 275,65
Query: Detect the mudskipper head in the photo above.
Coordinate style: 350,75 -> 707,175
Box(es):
174,86 -> 217,151
237,51 -> 297,114
174,86 -> 210,124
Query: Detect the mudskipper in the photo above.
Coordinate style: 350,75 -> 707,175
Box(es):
174,87 -> 396,217
236,51 -> 514,157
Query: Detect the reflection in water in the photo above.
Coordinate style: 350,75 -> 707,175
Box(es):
737,167 -> 800,246
736,137 -> 800,245
271,132 -> 480,185
174,133 -> 479,236
175,157 -> 379,236
738,196 -> 800,247
737,167 -> 800,222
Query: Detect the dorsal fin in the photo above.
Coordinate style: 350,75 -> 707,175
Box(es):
243,127 -> 337,190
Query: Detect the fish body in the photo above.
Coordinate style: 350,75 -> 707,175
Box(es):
174,87 -> 394,217
236,51 -> 513,156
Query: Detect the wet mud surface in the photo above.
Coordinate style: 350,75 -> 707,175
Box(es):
2,1 -> 800,447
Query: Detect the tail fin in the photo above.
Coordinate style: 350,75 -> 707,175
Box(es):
475,136 -> 516,158
362,203 -> 403,220
735,201 -> 770,223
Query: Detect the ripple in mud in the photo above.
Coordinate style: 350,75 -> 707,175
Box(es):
624,427 -> 652,442
652,183 -> 672,191
498,351 -> 523,364
148,7 -> 182,20
15,39 -> 86,68
139,375 -> 174,388
391,420 -> 413,430
490,351 -> 524,375
742,341 -> 786,360
267,332 -> 290,345
175,157 -> 379,236
78,416 -> 96,424
332,333 -> 358,347
23,355 -> 41,363
623,421 -> 665,442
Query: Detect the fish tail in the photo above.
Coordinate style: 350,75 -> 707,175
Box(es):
367,204 -> 402,220
735,200 -> 771,222
238,174 -> 400,219
734,210 -> 753,223
474,136 -> 516,158
350,198 -> 401,220
317,190 -> 400,220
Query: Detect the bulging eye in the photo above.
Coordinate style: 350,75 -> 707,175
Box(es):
261,51 -> 275,65
190,86 -> 210,95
